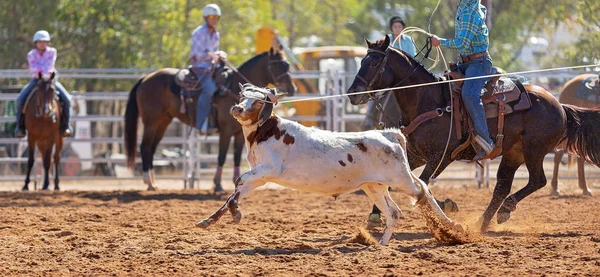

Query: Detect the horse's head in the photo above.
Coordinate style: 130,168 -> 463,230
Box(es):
347,36 -> 398,105
267,47 -> 297,96
231,83 -> 285,126
34,72 -> 57,118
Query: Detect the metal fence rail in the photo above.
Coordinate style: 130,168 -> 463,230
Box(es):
1,68 -> 598,189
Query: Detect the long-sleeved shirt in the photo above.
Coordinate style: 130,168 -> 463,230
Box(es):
190,24 -> 220,69
440,0 -> 489,57
388,34 -> 418,57
27,47 -> 57,78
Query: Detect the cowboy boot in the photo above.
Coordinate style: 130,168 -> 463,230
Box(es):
60,101 -> 73,137
472,135 -> 494,161
14,116 -> 26,138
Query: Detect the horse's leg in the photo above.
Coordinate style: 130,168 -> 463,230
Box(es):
54,137 -> 63,191
141,125 -> 158,190
22,138 -> 35,191
148,120 -> 171,189
478,154 -> 523,232
577,157 -> 592,196
40,145 -> 52,190
362,183 -> 401,245
550,150 -> 564,196
214,131 -> 232,192
496,151 -> 546,225
232,131 -> 245,182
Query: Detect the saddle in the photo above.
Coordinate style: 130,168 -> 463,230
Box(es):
575,75 -> 600,103
443,65 -> 532,160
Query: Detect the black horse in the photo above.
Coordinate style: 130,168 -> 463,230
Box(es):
347,36 -> 600,232
124,48 -> 296,190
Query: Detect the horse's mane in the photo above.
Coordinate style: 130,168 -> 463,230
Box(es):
237,52 -> 269,71
372,38 -> 438,81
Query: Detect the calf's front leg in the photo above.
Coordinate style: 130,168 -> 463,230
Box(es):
196,165 -> 274,228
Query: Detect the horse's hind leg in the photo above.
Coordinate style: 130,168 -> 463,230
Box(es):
577,157 -> 592,196
496,151 -> 547,224
550,150 -> 564,196
22,140 -> 35,191
140,119 -> 170,190
479,153 -> 523,232
362,183 -> 400,245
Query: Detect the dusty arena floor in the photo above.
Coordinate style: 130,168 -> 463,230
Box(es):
0,181 -> 599,276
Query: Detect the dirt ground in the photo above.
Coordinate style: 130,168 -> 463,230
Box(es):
0,180 -> 599,276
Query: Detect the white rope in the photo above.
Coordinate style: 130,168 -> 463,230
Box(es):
278,64 -> 599,104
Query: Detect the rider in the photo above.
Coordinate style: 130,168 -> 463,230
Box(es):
15,30 -> 72,138
190,3 -> 227,134
431,0 -> 494,160
387,16 -> 417,57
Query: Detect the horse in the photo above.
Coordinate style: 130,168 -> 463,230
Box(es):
346,36 -> 600,232
551,74 -> 599,196
22,72 -> 64,191
124,48 -> 296,190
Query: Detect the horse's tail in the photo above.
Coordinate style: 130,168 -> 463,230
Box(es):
561,104 -> 600,167
124,78 -> 143,170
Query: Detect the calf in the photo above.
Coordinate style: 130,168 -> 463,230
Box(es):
196,84 -> 465,245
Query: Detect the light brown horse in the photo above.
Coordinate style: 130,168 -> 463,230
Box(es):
124,49 -> 296,190
22,72 -> 63,191
551,74 -> 598,196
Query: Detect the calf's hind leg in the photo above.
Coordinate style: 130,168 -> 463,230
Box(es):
362,183 -> 401,246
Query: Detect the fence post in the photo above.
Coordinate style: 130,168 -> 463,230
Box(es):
325,71 -> 333,131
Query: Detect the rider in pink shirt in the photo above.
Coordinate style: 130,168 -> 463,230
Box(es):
15,30 -> 72,138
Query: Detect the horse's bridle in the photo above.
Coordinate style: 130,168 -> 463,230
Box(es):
355,49 -> 389,92
267,59 -> 291,89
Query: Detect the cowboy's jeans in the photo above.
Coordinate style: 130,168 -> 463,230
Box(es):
16,78 -> 71,128
194,71 -> 217,130
457,56 -> 494,146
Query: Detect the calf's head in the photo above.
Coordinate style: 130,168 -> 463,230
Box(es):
231,84 -> 286,126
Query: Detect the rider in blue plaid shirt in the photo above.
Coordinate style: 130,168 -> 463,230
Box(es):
432,0 -> 494,160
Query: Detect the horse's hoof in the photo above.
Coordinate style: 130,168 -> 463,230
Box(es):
365,213 -> 384,230
196,219 -> 213,228
42,187 -> 50,191
22,186 -> 29,191
497,212 -> 511,224
442,198 -> 459,213
550,190 -> 560,197
54,187 -> 60,191
232,211 -> 242,224
453,223 -> 465,233
583,190 -> 592,197
147,186 -> 157,191
475,217 -> 488,233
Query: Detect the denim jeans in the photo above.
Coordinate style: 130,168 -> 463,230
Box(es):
16,78 -> 71,127
457,56 -> 493,145
194,71 -> 217,130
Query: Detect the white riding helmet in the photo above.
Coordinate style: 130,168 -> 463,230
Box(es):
33,30 -> 51,42
202,4 -> 221,17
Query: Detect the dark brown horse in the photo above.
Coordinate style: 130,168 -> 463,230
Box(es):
347,36 -> 600,232
23,72 -> 64,191
124,48 -> 296,190
551,73 -> 598,196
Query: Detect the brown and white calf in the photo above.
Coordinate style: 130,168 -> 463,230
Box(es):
196,84 -> 464,245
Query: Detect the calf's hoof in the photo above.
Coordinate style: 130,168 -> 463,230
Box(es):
196,218 -> 214,228
147,185 -> 157,191
365,213 -> 384,230
550,190 -> 560,197
232,211 -> 242,224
